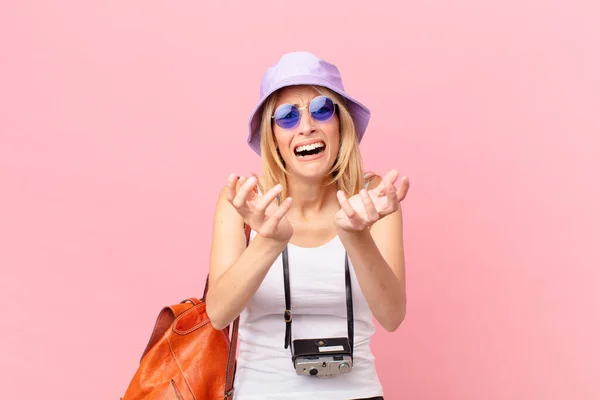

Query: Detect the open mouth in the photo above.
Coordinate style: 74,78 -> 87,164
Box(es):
294,141 -> 326,158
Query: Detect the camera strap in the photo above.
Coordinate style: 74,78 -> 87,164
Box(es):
281,245 -> 354,359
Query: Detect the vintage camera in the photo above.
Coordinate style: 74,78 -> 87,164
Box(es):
292,337 -> 353,377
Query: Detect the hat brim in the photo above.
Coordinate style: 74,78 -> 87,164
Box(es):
247,75 -> 371,155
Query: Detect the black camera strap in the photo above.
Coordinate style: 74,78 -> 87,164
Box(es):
281,245 -> 354,359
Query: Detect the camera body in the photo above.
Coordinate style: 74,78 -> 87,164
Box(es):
292,337 -> 353,377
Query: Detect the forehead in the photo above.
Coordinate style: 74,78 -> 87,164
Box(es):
275,85 -> 321,107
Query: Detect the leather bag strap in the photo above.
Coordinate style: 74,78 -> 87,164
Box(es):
224,223 -> 251,398
224,183 -> 258,398
202,222 -> 251,399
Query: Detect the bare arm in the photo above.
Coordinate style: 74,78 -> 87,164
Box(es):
337,198 -> 406,331
206,175 -> 293,330
335,171 -> 409,332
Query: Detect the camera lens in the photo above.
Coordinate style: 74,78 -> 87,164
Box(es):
309,368 -> 318,376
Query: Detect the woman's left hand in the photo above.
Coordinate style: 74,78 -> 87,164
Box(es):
334,169 -> 409,233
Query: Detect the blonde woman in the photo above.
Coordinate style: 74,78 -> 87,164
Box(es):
206,51 -> 409,400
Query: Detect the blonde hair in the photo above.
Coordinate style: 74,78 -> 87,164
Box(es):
258,85 -> 365,199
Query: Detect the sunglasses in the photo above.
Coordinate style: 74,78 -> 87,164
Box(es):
272,95 -> 337,130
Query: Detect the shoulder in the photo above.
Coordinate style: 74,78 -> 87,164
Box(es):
213,186 -> 241,232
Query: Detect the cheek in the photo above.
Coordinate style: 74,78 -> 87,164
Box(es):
325,125 -> 341,151
273,130 -> 289,150
325,116 -> 340,139
273,131 -> 294,162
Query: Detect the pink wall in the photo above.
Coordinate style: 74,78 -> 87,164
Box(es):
1,1 -> 598,399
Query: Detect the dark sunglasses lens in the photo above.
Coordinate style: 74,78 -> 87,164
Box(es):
310,96 -> 335,121
274,104 -> 300,129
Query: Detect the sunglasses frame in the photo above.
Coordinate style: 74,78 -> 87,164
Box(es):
271,95 -> 338,130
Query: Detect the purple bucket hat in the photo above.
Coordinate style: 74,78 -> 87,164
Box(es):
247,51 -> 371,155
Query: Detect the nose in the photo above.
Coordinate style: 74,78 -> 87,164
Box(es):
297,108 -> 317,136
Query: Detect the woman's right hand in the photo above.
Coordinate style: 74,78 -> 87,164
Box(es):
225,174 -> 294,243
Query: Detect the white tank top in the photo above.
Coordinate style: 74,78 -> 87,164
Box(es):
233,228 -> 385,399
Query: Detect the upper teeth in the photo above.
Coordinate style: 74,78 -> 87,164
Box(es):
295,142 -> 324,152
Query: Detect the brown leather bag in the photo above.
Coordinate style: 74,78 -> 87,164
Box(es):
120,224 -> 251,400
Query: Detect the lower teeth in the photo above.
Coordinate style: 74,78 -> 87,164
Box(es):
296,148 -> 324,157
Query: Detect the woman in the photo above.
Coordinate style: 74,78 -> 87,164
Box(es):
206,51 -> 409,400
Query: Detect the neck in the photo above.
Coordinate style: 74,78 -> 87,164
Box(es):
286,175 -> 338,219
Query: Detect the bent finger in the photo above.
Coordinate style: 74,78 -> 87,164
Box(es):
235,175 -> 249,191
380,169 -> 399,188
337,191 -> 360,222
372,169 -> 399,197
254,184 -> 282,213
262,197 -> 293,232
225,173 -> 239,203
232,176 -> 257,208
382,184 -> 399,215
396,176 -> 410,201
360,189 -> 380,222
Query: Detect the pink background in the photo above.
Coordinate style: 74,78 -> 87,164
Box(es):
1,1 -> 598,399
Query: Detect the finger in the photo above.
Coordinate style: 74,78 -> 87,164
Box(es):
235,175 -> 248,191
380,169 -> 400,188
225,173 -> 239,203
254,184 -> 282,213
231,176 -> 258,209
382,183 -> 399,215
337,190 -> 361,224
237,175 -> 260,201
360,189 -> 380,222
396,176 -> 410,201
373,169 -> 399,197
262,197 -> 293,232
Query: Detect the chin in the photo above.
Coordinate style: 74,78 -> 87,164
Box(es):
296,169 -> 330,181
